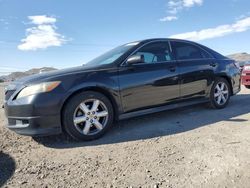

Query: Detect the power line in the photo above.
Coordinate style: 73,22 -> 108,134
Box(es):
0,40 -> 117,47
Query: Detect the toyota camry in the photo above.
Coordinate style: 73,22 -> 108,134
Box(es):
4,39 -> 241,140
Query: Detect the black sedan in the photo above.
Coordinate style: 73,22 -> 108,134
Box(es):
4,38 -> 241,140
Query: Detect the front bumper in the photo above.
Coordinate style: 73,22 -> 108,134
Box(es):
6,115 -> 61,136
4,92 -> 63,136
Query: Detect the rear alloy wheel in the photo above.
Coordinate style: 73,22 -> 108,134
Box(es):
63,91 -> 114,141
209,78 -> 231,109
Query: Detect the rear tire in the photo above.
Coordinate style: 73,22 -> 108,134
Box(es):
209,78 -> 231,109
62,91 -> 114,141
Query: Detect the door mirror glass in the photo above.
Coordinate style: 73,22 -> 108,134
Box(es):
126,55 -> 145,65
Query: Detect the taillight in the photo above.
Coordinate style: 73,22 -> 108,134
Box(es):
233,61 -> 240,69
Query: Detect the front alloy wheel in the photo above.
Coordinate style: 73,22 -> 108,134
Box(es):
73,99 -> 109,136
63,91 -> 114,141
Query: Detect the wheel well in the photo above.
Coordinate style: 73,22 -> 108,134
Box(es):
219,76 -> 233,95
60,87 -> 119,132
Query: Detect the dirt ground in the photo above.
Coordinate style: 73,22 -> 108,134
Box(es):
1,83 -> 250,188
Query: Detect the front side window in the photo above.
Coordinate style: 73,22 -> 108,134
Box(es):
133,42 -> 173,64
173,41 -> 208,60
86,42 -> 139,66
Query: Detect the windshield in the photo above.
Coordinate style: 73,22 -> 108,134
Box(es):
86,42 -> 139,66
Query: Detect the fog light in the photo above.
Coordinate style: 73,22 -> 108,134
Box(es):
16,119 -> 29,125
16,120 -> 23,125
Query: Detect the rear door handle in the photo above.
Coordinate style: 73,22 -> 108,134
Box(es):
210,62 -> 217,67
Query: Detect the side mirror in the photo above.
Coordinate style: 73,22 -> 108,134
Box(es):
126,55 -> 145,65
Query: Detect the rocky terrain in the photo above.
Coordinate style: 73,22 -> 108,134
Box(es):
0,67 -> 57,82
1,52 -> 250,83
228,52 -> 250,63
1,83 -> 250,187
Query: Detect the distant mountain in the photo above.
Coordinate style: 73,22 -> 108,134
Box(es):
1,53 -> 250,82
227,52 -> 250,62
0,67 -> 57,82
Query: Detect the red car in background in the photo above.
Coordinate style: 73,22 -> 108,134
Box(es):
241,63 -> 250,89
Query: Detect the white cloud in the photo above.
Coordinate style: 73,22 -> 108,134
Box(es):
183,0 -> 203,7
160,16 -> 178,22
18,15 -> 66,51
28,15 -> 56,25
168,0 -> 203,13
170,17 -> 250,41
0,18 -> 8,25
160,0 -> 203,22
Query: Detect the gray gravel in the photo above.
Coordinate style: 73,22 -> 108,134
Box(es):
1,84 -> 250,187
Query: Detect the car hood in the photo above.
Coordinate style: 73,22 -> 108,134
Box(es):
11,64 -> 110,87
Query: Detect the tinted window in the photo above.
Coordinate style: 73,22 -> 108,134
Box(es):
86,42 -> 139,65
173,42 -> 208,60
136,52 -> 157,63
134,42 -> 173,64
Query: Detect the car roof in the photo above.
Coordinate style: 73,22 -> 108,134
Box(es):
131,38 -> 227,60
136,38 -> 197,44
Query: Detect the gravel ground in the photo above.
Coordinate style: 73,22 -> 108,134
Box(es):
1,83 -> 250,188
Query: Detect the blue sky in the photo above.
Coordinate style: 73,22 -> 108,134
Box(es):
0,0 -> 250,74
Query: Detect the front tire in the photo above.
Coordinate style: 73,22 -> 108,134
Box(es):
245,85 -> 250,89
62,91 -> 114,141
209,78 -> 231,109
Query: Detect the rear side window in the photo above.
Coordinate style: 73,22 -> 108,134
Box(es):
134,42 -> 173,64
172,41 -> 210,60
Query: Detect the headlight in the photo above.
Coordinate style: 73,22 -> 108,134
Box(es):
16,81 -> 61,99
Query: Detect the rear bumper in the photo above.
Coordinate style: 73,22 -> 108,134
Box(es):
231,73 -> 241,95
232,82 -> 241,95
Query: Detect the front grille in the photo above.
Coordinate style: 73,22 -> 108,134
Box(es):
5,90 -> 16,101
